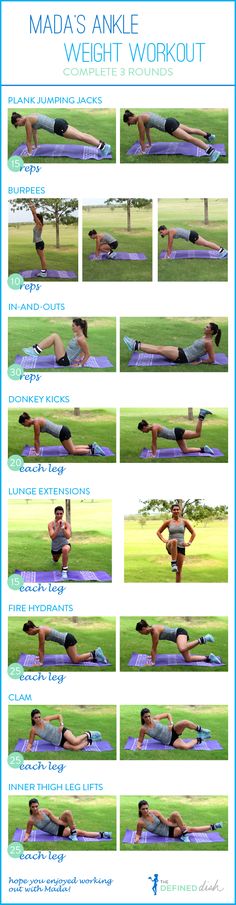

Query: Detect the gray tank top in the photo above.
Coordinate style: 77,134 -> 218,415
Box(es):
183,338 -> 206,362
33,225 -> 42,243
33,811 -> 59,836
146,720 -> 172,745
174,227 -> 190,241
34,720 -> 62,746
102,233 -> 116,244
159,626 -> 177,643
41,419 -> 62,439
145,113 -> 166,131
66,337 -> 81,364
51,521 -> 68,552
159,426 -> 176,441
32,114 -> 55,133
143,814 -> 169,837
168,519 -> 185,545
46,628 -> 68,646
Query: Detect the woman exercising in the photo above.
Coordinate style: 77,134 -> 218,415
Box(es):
136,708 -> 211,751
124,321 -> 222,365
11,112 -> 111,157
134,800 -> 223,843
158,225 -> 227,258
23,317 -> 90,368
23,798 -> 111,842
88,229 -> 118,260
18,412 -> 105,457
26,708 -> 102,752
137,408 -> 213,457
135,619 -> 221,666
22,619 -> 108,666
48,505 -> 71,580
156,502 -> 196,580
123,110 -> 220,161
29,202 -> 48,278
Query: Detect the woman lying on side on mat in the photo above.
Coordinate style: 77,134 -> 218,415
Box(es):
136,707 -> 211,751
124,321 -> 222,365
23,798 -> 111,842
123,110 -> 220,161
135,619 -> 221,665
134,800 -> 222,843
137,408 -> 213,457
23,317 -> 90,368
18,412 -> 105,458
156,502 -> 196,581
11,111 -> 111,157
26,708 -> 102,752
22,620 -> 107,666
158,224 -> 227,257
29,202 -> 48,278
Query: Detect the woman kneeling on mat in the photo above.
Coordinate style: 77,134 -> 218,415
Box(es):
26,708 -> 102,752
123,111 -> 220,161
134,800 -> 222,843
23,798 -> 111,842
29,202 -> 48,278
88,229 -> 118,260
11,112 -> 111,157
158,225 -> 227,258
135,619 -> 221,666
18,412 -> 105,458
136,708 -> 211,751
156,502 -> 196,581
124,321 -> 222,365
137,408 -> 213,457
48,505 -> 71,580
22,620 -> 107,666
23,317 -> 90,368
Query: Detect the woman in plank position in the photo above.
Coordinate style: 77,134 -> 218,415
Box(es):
22,619 -> 108,666
123,110 -> 220,161
158,225 -> 227,258
124,322 -> 222,365
23,317 -> 90,368
26,708 -> 102,752
135,619 -> 221,666
11,111 -> 111,157
134,800 -> 223,843
136,707 -> 211,751
156,502 -> 196,581
18,412 -> 104,457
137,408 -> 213,457
23,798 -> 111,842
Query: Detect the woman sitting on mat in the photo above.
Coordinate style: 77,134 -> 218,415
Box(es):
134,800 -> 222,843
29,202 -> 48,278
135,619 -> 221,666
156,501 -> 196,581
23,798 -> 111,842
11,111 -> 111,157
18,412 -> 105,457
88,229 -> 118,260
23,317 -> 90,368
137,408 -> 213,457
22,619 -> 108,666
26,708 -> 102,752
123,110 -> 220,161
136,708 -> 210,751
158,224 -> 227,258
124,321 -> 222,365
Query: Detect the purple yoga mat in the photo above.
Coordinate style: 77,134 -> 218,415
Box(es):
20,269 -> 77,279
123,829 -> 224,844
140,447 -> 223,459
159,249 -> 227,260
127,141 -> 226,158
124,736 -> 222,751
22,445 -> 114,458
13,828 -> 110,843
13,143 -> 112,160
128,351 -> 228,367
18,653 -> 111,667
15,354 -> 113,370
128,653 -> 223,668
89,252 -> 147,261
15,569 -> 111,583
15,738 -> 113,753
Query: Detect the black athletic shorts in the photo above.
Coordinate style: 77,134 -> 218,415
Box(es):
189,229 -> 199,244
58,823 -> 66,837
176,347 -> 188,364
60,726 -> 69,747
52,543 -> 71,556
176,627 -> 190,641
165,117 -> 180,134
168,826 -> 175,838
59,426 -> 71,441
35,241 -> 44,251
170,727 -> 180,746
108,241 -> 118,250
54,118 -> 69,136
64,632 -> 77,649
174,427 -> 185,441
56,353 -> 70,367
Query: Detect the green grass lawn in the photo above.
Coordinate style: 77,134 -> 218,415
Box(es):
8,408 -> 116,464
120,317 -> 228,372
9,704 -> 116,760
9,795 -> 116,850
158,199 -> 228,281
8,220 -> 78,281
9,316 -> 116,372
120,796 -> 228,851
120,108 -> 228,164
8,499 -> 112,579
83,204 -> 152,281
120,616 -> 228,672
8,108 -> 116,163
124,516 -> 228,583
120,408 -> 228,464
120,705 -> 228,760
8,616 -> 116,671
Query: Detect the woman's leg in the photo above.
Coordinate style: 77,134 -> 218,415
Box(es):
60,809 -> 76,831
66,644 -> 93,664
174,719 -> 199,733
172,125 -> 210,150
166,538 -> 178,560
176,634 -> 208,662
177,439 -> 202,454
168,811 -> 187,830
179,123 -> 211,137
62,544 -> 70,568
100,242 -> 113,254
173,737 -> 198,749
64,125 -> 100,147
183,417 -> 202,439
36,247 -> 47,269
176,551 -> 185,583
63,730 -> 89,749
196,235 -> 221,251
75,828 -> 101,838
62,437 -> 92,456
36,333 -> 66,358
139,343 -> 179,360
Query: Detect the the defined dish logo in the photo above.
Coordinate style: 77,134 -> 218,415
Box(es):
148,874 -> 159,896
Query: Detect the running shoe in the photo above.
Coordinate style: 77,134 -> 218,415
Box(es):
23,346 -> 39,356
179,833 -> 190,843
171,561 -> 178,573
199,409 -> 213,419
212,821 -> 223,830
36,270 -> 48,277
207,653 -> 222,664
99,143 -> 111,157
202,634 -> 215,643
68,831 -> 78,841
108,251 -> 117,259
207,149 -> 220,162
202,445 -> 214,455
197,727 -> 211,739
218,248 -> 228,258
61,569 -> 68,580
86,730 -> 102,741
92,442 -> 106,457
95,646 -> 107,663
206,133 -> 216,143
100,831 -> 112,839
123,336 -> 136,352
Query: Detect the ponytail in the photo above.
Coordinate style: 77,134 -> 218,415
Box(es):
210,322 -> 221,347
22,620 -> 37,633
73,318 -> 88,337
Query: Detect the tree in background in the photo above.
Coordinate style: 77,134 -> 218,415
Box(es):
105,198 -> 151,231
9,199 -> 78,248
